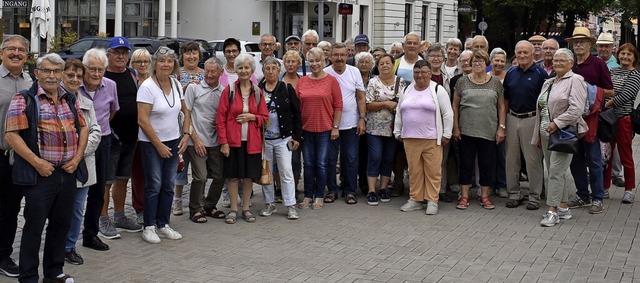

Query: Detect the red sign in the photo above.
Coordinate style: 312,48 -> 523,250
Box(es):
339,4 -> 353,15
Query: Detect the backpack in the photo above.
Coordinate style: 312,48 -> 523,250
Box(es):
228,82 -> 262,106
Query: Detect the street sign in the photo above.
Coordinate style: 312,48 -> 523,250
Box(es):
478,21 -> 488,31
458,4 -> 472,15
339,4 -> 353,15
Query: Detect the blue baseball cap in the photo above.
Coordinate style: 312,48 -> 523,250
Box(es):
108,36 -> 131,50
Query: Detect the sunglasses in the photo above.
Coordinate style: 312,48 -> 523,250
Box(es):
155,47 -> 176,56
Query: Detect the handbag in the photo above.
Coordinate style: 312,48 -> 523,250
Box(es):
598,108 -> 617,142
252,127 -> 273,185
548,125 -> 579,154
545,82 -> 578,154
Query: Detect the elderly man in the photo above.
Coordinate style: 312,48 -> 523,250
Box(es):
345,40 -> 356,58
0,35 -> 32,279
471,35 -> 489,52
566,27 -> 613,214
347,34 -> 370,66
6,53 -> 88,283
101,37 -> 143,235
183,57 -> 227,222
503,40 -> 547,210
285,35 -> 301,52
537,38 -> 559,76
528,35 -> 546,63
79,48 -> 120,248
253,34 -> 283,81
324,43 -> 366,205
297,29 -> 319,76
596,32 -> 624,188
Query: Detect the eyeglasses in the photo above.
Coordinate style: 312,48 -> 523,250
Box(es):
86,67 -> 105,73
428,55 -> 443,59
133,60 -> 150,65
38,68 -> 62,76
263,66 -> 280,73
156,48 -> 175,56
64,72 -> 83,80
413,71 -> 431,76
260,43 -> 274,48
460,59 -> 471,65
224,49 -> 239,55
552,59 -> 570,64
2,46 -> 27,53
472,60 -> 486,65
109,50 -> 129,56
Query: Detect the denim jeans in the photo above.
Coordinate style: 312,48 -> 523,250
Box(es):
140,139 -> 179,228
65,187 -> 89,251
570,138 -> 604,201
366,134 -> 396,178
328,128 -> 359,195
302,130 -> 331,198
261,137 -> 296,206
0,154 -> 22,261
19,168 -> 75,283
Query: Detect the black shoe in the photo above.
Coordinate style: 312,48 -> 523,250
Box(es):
0,258 -> 19,278
65,249 -> 84,265
82,235 -> 109,251
506,199 -> 525,208
439,192 -> 453,203
613,178 -> 625,187
526,203 -> 540,210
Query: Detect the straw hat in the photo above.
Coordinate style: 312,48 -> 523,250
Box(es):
596,33 -> 615,45
528,35 -> 546,42
566,27 -> 596,44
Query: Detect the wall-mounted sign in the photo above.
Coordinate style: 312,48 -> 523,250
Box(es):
252,22 -> 260,36
4,0 -> 29,8
338,4 -> 353,15
458,4 -> 472,15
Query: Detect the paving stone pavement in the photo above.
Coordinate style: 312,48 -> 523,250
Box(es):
3,140 -> 640,283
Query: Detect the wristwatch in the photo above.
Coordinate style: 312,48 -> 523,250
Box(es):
359,115 -> 367,122
499,124 -> 506,130
333,125 -> 339,129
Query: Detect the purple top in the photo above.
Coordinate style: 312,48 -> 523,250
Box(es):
78,77 -> 119,136
573,54 -> 613,90
399,87 -> 437,139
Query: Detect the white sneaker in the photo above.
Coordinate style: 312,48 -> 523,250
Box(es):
400,200 -> 423,212
260,203 -> 277,216
286,206 -> 299,220
425,201 -> 438,215
157,225 -> 182,240
142,226 -> 160,244
172,199 -> 183,216
540,211 -> 559,227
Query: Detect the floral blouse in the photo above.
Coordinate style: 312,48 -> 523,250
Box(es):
365,76 -> 406,137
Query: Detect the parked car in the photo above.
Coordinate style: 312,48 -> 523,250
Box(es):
209,40 -> 260,65
168,38 -> 215,68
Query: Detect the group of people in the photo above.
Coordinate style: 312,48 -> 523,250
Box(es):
0,24 -> 639,282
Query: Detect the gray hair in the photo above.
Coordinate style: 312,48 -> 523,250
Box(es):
331,43 -> 347,53
472,35 -> 488,46
1,34 -> 29,50
204,57 -> 223,70
260,33 -> 276,43
445,38 -> 463,50
426,43 -> 445,57
390,41 -> 403,50
262,56 -> 281,70
318,41 -> 332,50
489,47 -> 507,61
458,50 -> 473,65
36,53 -> 65,69
354,52 -> 374,65
82,48 -> 108,68
543,38 -> 560,49
554,48 -> 574,62
403,32 -> 421,43
234,53 -> 256,73
515,40 -> 534,52
151,46 -> 180,76
306,47 -> 325,62
302,29 -> 319,43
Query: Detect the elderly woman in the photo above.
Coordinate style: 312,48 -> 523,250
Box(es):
355,51 -> 376,195
282,50 -> 302,88
216,53 -> 269,224
532,48 -> 588,226
419,40 -> 432,59
365,54 -> 405,205
452,49 -> 506,210
389,42 -> 403,58
318,41 -> 332,67
130,49 -> 152,85
603,43 -> 640,204
427,43 -> 447,86
63,59 -> 101,265
489,48 -> 507,82
443,38 -> 463,78
296,47 -> 343,209
371,47 -> 386,62
219,37 -> 258,87
395,60 -> 453,215
172,41 -> 206,216
257,57 -> 302,219
137,46 -> 186,243
356,52 -> 375,87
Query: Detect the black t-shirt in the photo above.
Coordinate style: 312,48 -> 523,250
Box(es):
105,69 -> 138,143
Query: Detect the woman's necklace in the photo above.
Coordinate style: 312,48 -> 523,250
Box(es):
156,74 -> 175,108
225,64 -> 235,73
470,73 -> 489,84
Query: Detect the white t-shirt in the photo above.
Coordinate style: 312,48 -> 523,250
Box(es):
396,57 -> 415,85
137,78 -> 184,142
224,68 -> 239,86
324,65 -> 365,129
444,65 -> 457,78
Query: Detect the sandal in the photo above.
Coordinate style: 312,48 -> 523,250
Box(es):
456,197 -> 469,210
298,197 -> 312,209
480,196 -> 495,210
312,198 -> 324,210
225,210 -> 237,224
324,192 -> 337,203
190,210 -> 208,223
203,207 -> 226,218
43,274 -> 73,283
242,210 -> 256,223
345,194 -> 357,205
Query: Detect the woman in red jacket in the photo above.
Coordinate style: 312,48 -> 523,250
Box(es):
216,53 -> 269,224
